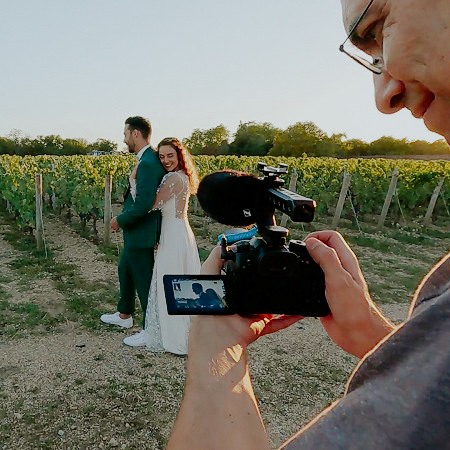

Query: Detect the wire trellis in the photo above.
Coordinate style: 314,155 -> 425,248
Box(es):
346,188 -> 363,235
39,203 -> 49,259
394,187 -> 410,230
440,190 -> 450,218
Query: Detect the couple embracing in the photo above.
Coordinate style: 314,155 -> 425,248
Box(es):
101,116 -> 200,355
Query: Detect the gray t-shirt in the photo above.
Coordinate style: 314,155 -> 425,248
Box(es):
283,253 -> 450,450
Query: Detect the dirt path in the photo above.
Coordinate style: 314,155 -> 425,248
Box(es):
43,215 -> 118,285
0,214 -> 411,449
0,303 -> 409,449
0,221 -> 65,316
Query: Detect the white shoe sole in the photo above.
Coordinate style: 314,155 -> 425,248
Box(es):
100,316 -> 133,329
123,339 -> 147,347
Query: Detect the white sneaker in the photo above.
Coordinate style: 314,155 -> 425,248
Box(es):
100,312 -> 133,329
123,330 -> 148,347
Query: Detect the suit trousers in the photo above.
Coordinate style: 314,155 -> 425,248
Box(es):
117,247 -> 155,328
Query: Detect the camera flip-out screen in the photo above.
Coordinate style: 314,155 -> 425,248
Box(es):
163,275 -> 233,315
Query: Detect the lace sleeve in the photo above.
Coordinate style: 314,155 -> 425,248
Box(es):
129,162 -> 139,200
130,178 -> 137,200
152,172 -> 184,210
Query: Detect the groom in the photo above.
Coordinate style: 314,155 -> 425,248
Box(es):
101,116 -> 166,347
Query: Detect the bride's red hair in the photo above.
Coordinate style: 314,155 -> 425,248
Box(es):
157,137 -> 199,194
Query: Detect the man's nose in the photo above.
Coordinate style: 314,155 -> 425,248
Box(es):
373,72 -> 405,114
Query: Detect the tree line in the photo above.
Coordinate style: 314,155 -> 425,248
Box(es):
183,122 -> 449,158
2,122 -> 449,157
0,130 -> 117,156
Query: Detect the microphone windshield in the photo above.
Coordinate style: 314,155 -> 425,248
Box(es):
197,170 -> 266,226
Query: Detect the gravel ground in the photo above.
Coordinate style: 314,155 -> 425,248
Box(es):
0,213 -> 412,450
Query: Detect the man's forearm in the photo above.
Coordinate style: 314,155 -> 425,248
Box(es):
167,344 -> 270,450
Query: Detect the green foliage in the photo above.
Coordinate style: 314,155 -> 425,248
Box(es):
3,125 -> 450,158
344,138 -> 370,156
193,155 -> 450,220
0,137 -> 16,155
368,137 -> 409,156
0,154 -> 448,230
0,156 -> 42,227
230,122 -> 281,156
0,131 -> 117,156
0,154 -> 134,228
270,122 -> 333,157
183,125 -> 230,155
86,138 -> 118,154
0,300 -> 63,337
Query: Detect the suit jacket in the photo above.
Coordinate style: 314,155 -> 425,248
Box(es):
116,147 -> 166,249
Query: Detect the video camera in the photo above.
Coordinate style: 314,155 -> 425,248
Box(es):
163,162 -> 329,317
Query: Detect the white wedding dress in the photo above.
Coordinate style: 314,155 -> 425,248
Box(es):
144,170 -> 201,355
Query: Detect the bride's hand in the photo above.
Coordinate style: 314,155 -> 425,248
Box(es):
130,162 -> 139,180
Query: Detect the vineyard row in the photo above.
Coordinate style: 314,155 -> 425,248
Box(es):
0,155 -> 448,231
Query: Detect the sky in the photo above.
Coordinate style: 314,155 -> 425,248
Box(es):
0,1 -> 443,151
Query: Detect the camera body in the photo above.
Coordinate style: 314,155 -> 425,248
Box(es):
164,162 -> 329,317
221,231 -> 329,316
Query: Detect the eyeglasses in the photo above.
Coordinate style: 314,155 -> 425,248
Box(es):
338,0 -> 382,75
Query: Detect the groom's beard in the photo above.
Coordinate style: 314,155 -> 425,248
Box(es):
126,137 -> 136,153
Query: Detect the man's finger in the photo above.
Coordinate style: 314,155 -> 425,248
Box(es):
305,231 -> 362,282
260,315 -> 303,336
200,246 -> 224,275
305,237 -> 345,279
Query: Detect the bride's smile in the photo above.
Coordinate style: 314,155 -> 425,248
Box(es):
159,144 -> 180,172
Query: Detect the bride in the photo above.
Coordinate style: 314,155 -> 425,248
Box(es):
143,137 -> 201,355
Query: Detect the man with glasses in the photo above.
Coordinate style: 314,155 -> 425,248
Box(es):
167,1 -> 450,448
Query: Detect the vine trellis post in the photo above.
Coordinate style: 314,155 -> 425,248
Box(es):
332,171 -> 352,229
378,168 -> 399,230
423,177 -> 445,225
104,174 -> 112,245
35,173 -> 44,250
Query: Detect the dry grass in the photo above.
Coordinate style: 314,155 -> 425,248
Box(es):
0,209 -> 448,449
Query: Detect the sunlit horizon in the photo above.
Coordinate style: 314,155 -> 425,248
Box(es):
1,1 -> 443,151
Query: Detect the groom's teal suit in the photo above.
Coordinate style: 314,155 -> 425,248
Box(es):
116,147 -> 166,327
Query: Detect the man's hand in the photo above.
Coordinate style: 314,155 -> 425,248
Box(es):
168,247 -> 302,450
197,245 -> 302,351
200,233 -> 395,359
200,245 -> 225,275
305,230 -> 395,357
111,216 -> 120,232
